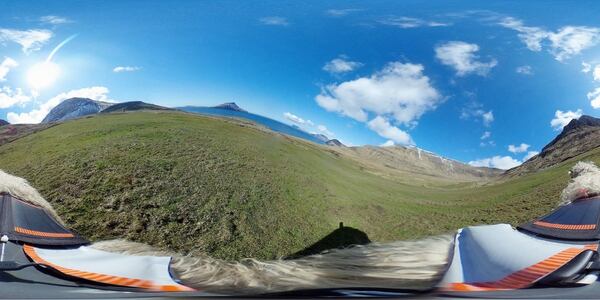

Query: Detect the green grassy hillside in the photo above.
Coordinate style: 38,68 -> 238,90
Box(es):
0,111 -> 598,260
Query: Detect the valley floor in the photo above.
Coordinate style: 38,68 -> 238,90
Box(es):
0,111 -> 597,260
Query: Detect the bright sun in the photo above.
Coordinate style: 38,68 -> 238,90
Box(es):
27,61 -> 60,90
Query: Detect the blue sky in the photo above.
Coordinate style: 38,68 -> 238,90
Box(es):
1,1 -> 600,169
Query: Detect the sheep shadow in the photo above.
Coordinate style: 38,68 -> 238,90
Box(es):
286,222 -> 371,259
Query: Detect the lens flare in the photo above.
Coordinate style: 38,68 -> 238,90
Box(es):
25,35 -> 76,90
27,61 -> 60,90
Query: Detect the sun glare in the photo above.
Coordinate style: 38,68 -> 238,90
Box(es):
27,61 -> 60,90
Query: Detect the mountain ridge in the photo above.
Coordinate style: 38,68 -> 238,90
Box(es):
213,102 -> 246,112
507,115 -> 600,176
178,104 -> 329,145
42,98 -> 113,123
100,101 -> 171,113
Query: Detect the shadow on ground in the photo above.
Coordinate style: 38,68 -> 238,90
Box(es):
287,222 -> 371,259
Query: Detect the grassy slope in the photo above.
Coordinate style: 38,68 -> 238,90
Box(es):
0,111 -> 598,260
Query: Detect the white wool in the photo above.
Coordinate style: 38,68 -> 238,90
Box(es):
560,161 -> 600,205
0,169 -> 63,224
91,236 -> 452,294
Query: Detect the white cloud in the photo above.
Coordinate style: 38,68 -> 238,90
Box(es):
316,62 -> 441,126
479,131 -> 495,147
582,62 -> 592,73
283,112 -> 334,138
523,151 -> 539,161
468,155 -> 521,170
0,29 -> 52,53
460,102 -> 494,127
480,140 -> 496,147
7,86 -> 113,124
499,17 -> 600,61
435,41 -> 497,76
379,16 -> 451,28
380,140 -> 395,147
316,62 -> 441,146
326,8 -> 362,17
113,66 -> 141,73
367,116 -> 413,145
0,86 -> 31,109
480,131 -> 491,140
323,56 -> 362,74
0,57 -> 18,81
508,143 -> 530,154
317,124 -> 334,137
40,15 -> 71,25
499,17 -> 548,51
283,112 -> 309,125
549,26 -> 600,61
259,16 -> 289,26
516,65 -> 533,75
482,111 -> 494,126
593,65 -> 600,81
587,88 -> 600,109
550,109 -> 583,130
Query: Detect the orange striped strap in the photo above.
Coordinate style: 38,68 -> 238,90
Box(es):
23,245 -> 195,292
15,226 -> 75,238
533,221 -> 596,230
443,246 -> 596,291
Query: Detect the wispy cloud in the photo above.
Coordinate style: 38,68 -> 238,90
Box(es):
322,56 -> 362,74
326,8 -> 362,17
0,28 -> 52,53
469,147 -> 538,169
113,66 -> 141,73
479,131 -> 495,147
499,17 -> 600,61
283,112 -> 336,139
482,111 -> 494,126
40,15 -> 72,25
379,16 -> 451,28
0,86 -> 31,109
587,88 -> 600,109
508,143 -> 530,154
550,109 -> 582,130
7,86 -> 114,124
516,65 -> 533,75
435,41 -> 497,76
283,112 -> 312,126
582,62 -> 592,73
0,57 -> 18,81
594,65 -> 600,82
481,131 -> 491,140
316,124 -> 334,137
460,102 -> 494,127
468,155 -> 521,170
259,16 -> 289,26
